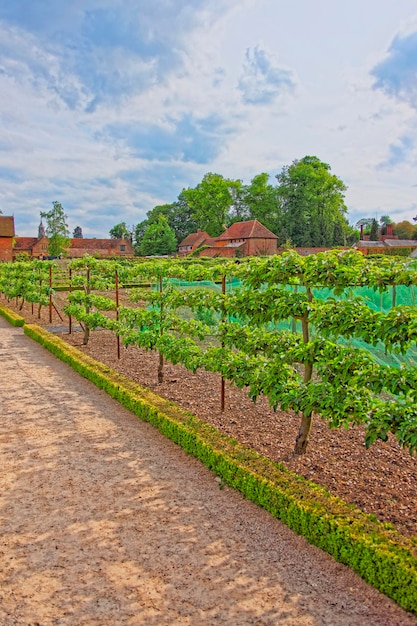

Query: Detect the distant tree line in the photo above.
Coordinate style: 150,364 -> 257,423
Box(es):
110,155 -> 360,255
356,216 -> 417,241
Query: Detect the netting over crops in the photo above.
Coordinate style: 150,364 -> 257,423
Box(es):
163,278 -> 417,368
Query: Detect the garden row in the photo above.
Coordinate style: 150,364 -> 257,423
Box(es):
1,251 -> 417,455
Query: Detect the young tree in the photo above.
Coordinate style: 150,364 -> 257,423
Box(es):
276,156 -> 348,247
140,216 -> 177,256
40,201 -> 70,257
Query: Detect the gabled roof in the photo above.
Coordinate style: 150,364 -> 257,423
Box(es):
216,220 -> 277,241
179,230 -> 211,248
0,216 -> 15,237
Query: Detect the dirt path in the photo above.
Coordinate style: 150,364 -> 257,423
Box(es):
0,318 -> 415,626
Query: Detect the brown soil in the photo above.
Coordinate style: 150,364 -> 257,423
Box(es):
12,297 -> 417,539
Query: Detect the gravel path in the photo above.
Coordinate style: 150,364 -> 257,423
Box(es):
0,317 -> 416,625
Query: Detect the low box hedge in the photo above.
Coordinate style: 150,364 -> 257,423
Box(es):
21,322 -> 417,614
0,303 -> 25,327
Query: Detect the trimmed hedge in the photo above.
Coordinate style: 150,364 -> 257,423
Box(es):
0,303 -> 25,326
17,322 -> 417,614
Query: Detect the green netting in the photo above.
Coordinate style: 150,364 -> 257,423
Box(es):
156,278 -> 417,368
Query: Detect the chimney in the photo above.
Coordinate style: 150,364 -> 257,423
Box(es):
386,223 -> 393,237
360,224 -> 364,240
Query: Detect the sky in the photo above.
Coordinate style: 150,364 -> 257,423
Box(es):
1,0 -> 417,238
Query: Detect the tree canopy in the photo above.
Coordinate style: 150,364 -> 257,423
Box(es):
40,201 -> 70,256
140,216 -> 177,256
134,201 -> 198,253
180,173 -> 243,237
108,155 -> 370,254
393,220 -> 417,240
275,156 -> 349,247
109,222 -> 132,240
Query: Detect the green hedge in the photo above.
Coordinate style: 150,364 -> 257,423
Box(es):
19,322 -> 417,614
0,303 -> 25,326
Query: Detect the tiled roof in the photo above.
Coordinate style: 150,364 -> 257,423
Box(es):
354,240 -> 386,248
69,238 -> 126,250
178,230 -> 211,247
383,239 -> 417,247
355,239 -> 417,249
14,237 -> 38,250
216,220 -> 277,241
0,216 -> 15,237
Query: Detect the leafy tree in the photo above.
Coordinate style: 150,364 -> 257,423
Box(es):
73,226 -> 83,238
380,215 -> 392,226
345,226 -> 360,245
133,220 -> 149,253
275,156 -> 348,246
140,216 -> 177,256
369,219 -> 379,241
149,201 -> 198,243
109,222 -> 132,241
379,215 -> 393,236
133,201 -> 198,254
180,173 -> 243,237
40,201 -> 70,257
166,198 -> 199,243
242,173 -> 281,234
393,220 -> 417,240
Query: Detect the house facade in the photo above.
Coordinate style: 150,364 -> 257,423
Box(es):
178,220 -> 278,258
13,235 -> 135,259
0,216 -> 15,262
178,229 -> 215,256
65,237 -> 135,258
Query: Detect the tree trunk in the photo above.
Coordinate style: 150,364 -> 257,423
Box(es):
294,412 -> 312,455
83,326 -> 90,346
158,351 -> 164,384
294,294 -> 314,455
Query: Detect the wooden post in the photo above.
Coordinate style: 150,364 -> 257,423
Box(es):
68,268 -> 72,334
157,273 -> 164,383
49,265 -> 53,324
115,270 -> 121,359
221,275 -> 226,412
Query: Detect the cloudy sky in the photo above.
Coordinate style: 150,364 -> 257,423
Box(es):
1,0 -> 417,238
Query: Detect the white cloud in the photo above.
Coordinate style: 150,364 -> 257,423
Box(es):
238,46 -> 297,105
2,0 -> 417,238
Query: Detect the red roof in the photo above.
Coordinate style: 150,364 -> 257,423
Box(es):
179,230 -> 211,248
216,220 -> 277,241
14,237 -> 38,250
0,216 -> 15,237
69,238 -> 125,250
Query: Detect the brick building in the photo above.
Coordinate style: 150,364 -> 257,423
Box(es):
0,216 -> 15,262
